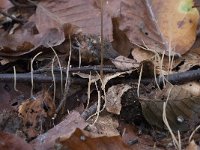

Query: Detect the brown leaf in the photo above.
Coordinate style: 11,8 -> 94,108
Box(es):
0,132 -> 32,150
140,83 -> 200,131
119,123 -> 158,150
111,56 -> 139,70
31,111 -> 88,150
36,0 -> 113,40
0,4 -> 65,56
106,84 -> 132,115
55,128 -> 131,150
18,91 -> 56,139
87,113 -> 119,136
173,47 -> 200,72
186,140 -> 200,150
118,0 -> 199,55
132,48 -> 171,75
31,3 -> 65,47
0,84 -> 12,111
0,23 -> 64,56
0,0 -> 13,10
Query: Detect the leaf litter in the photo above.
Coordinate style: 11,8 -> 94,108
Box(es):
0,0 -> 200,149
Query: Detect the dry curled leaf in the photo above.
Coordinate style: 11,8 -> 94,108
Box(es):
111,56 -> 139,71
106,84 -> 132,115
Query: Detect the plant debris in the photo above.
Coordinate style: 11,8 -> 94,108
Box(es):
0,0 -> 200,149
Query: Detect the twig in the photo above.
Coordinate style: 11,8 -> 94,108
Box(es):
55,35 -> 72,114
9,0 -> 35,8
0,10 -> 27,23
0,73 -> 87,84
100,0 -> 104,78
81,102 -> 97,120
1,68 -> 200,86
158,69 -> 200,85
34,65 -> 124,74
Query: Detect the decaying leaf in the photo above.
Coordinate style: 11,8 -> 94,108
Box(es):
0,1 -> 65,56
132,46 -> 200,75
132,48 -> 166,69
1,0 -> 198,57
111,56 -> 139,71
173,47 -> 200,72
55,128 -> 131,150
18,91 -> 56,139
0,84 -> 12,111
31,111 -> 88,150
118,0 -> 199,55
131,48 -> 171,75
0,0 -> 13,10
186,140 -> 199,150
0,22 -> 64,56
61,33 -> 119,64
74,71 -> 133,88
87,113 -> 119,136
35,0 -> 113,40
119,123 -> 157,150
30,3 -> 65,48
132,48 -> 155,63
140,83 -> 200,131
0,131 -> 32,150
106,84 -> 132,115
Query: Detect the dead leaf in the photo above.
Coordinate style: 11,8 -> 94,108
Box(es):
186,140 -> 200,150
119,123 -> 158,150
0,132 -> 32,150
0,23 -> 63,56
18,91 -> 56,139
0,84 -> 12,111
111,56 -> 139,70
30,3 -> 65,47
132,47 -> 200,75
106,84 -> 132,115
74,71 -> 132,88
36,0 -> 113,40
0,4 -> 65,56
132,48 -> 155,63
87,113 -> 119,136
118,0 -> 199,55
140,83 -> 200,131
112,18 -> 133,57
0,0 -> 13,10
31,111 -> 88,150
55,128 -> 131,150
61,34 -> 119,64
173,47 -> 200,72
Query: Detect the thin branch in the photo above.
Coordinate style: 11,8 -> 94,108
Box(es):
0,10 -> 27,23
100,0 -> 104,78
9,0 -> 35,8
1,68 -> 200,86
81,102 -> 97,120
55,35 -> 72,114
0,73 -> 87,84
34,65 -> 123,74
